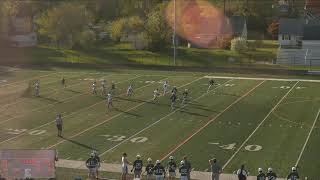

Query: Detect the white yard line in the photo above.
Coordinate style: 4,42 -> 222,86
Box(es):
204,75 -> 320,83
47,76 -> 208,149
99,79 -> 233,157
0,72 -> 59,88
295,107 -> 320,166
0,75 -> 143,145
0,73 -> 86,112
0,74 -> 116,125
222,81 -> 300,169
160,81 -> 265,161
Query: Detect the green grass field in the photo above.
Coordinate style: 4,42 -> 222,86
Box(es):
0,67 -> 319,179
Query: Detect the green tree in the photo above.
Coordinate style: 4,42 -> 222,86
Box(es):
231,37 -> 248,52
145,3 -> 172,51
36,2 -> 94,48
106,17 -> 127,42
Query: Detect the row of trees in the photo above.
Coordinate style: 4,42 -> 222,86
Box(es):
1,0 -> 313,49
0,0 -> 170,50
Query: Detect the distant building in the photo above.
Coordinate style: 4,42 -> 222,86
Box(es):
0,3 -> 38,47
277,18 -> 320,66
9,16 -> 37,47
278,18 -> 304,48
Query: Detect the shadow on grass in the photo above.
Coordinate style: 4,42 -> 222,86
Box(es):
178,110 -> 209,117
114,107 -> 142,117
116,97 -> 172,108
61,136 -> 97,151
65,89 -> 82,94
39,96 -> 62,103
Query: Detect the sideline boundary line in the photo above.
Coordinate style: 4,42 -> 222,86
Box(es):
204,76 -> 320,83
47,76 -> 207,149
222,81 -> 299,169
160,81 -> 265,161
295,107 -> 320,166
0,75 -> 144,145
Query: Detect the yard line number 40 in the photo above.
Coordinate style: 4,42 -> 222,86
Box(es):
209,142 -> 263,152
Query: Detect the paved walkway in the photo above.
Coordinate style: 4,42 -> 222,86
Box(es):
56,159 -> 286,180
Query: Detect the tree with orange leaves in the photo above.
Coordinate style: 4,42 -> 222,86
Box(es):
267,20 -> 279,40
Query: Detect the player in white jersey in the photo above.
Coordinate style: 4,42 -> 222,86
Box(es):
153,88 -> 160,101
121,153 -> 131,180
92,81 -> 97,95
181,89 -> 188,106
163,81 -> 169,95
101,79 -> 107,95
127,85 -> 133,96
107,93 -> 113,108
35,81 -> 40,97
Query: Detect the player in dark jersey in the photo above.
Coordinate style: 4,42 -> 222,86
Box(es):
181,89 -> 188,106
131,154 -> 143,179
145,158 -> 154,180
183,156 -> 192,180
111,81 -> 116,95
55,114 -> 63,137
266,168 -> 277,180
86,153 -> 99,179
93,151 -> 100,179
167,156 -> 177,179
170,93 -> 178,110
61,77 -> 66,88
287,167 -> 299,180
56,114 -> 63,137
179,160 -> 189,180
154,160 -> 165,180
171,86 -> 178,95
257,168 -> 266,180
207,79 -> 215,93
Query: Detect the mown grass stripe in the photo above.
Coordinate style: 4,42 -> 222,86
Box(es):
0,75 -> 142,145
160,80 -> 265,162
47,76 -> 206,149
222,81 -> 299,169
295,107 -> 320,166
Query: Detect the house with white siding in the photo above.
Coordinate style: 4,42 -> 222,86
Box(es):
277,18 -> 320,66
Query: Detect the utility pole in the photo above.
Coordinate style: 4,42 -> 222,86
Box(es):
223,0 -> 226,15
173,0 -> 176,66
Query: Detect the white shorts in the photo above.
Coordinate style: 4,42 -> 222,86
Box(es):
122,165 -> 128,174
180,175 -> 188,180
89,167 -> 96,174
169,171 -> 176,177
155,175 -> 164,180
146,174 -> 153,180
134,170 -> 142,176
